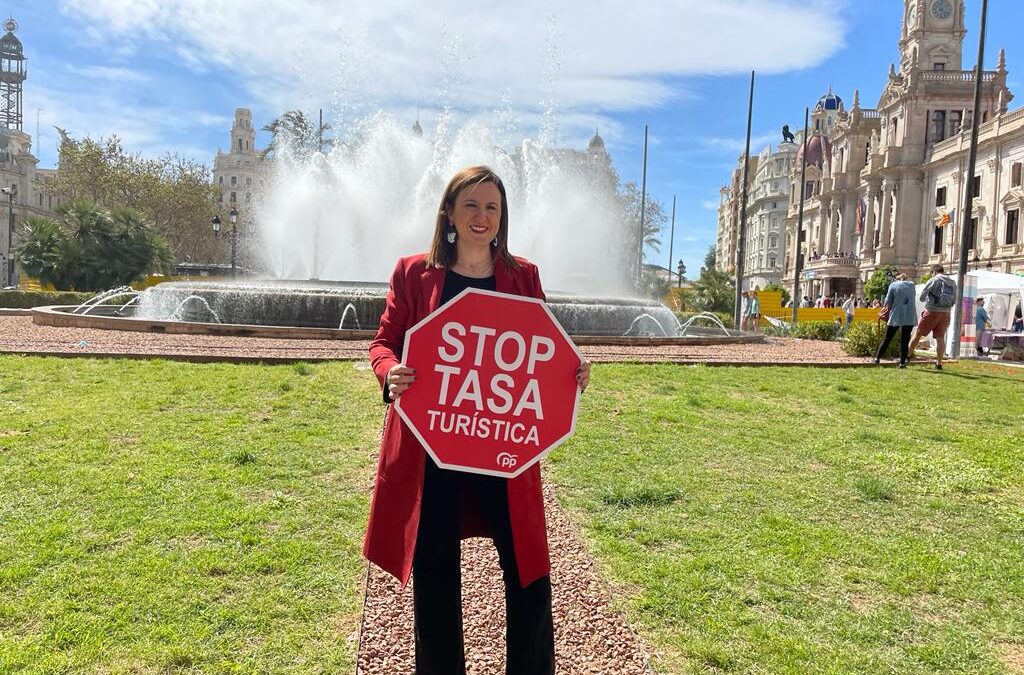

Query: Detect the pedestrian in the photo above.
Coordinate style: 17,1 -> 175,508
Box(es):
842,294 -> 856,327
365,165 -> 591,674
908,264 -> 957,370
800,295 -> 811,308
975,296 -> 991,356
740,290 -> 749,331
874,272 -> 917,368
747,289 -> 761,333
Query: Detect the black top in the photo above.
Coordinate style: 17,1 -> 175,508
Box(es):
383,269 -> 497,403
440,269 -> 496,304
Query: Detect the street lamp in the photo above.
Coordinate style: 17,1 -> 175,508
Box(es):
986,260 -> 993,272
1,183 -> 17,288
229,207 -> 239,278
676,259 -> 685,289
972,254 -> 981,271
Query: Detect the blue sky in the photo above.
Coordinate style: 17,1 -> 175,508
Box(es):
7,0 -> 1023,280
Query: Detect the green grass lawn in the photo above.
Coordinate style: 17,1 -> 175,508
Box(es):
0,357 -> 382,673
2,356 -> 1023,674
548,361 -> 1024,674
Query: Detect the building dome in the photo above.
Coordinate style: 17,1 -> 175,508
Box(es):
815,87 -> 844,112
796,134 -> 833,167
588,131 -> 605,151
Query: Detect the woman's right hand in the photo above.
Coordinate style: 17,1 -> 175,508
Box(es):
387,363 -> 416,400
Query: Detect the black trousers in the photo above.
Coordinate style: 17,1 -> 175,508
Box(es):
412,460 -> 555,675
877,324 -> 913,363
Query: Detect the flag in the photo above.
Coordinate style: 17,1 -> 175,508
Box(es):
855,197 -> 866,234
937,209 -> 953,228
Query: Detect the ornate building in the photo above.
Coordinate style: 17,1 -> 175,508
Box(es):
212,108 -> 264,228
0,18 -> 59,287
718,0 -> 1022,299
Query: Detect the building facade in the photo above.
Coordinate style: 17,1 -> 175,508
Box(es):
0,18 -> 60,287
212,108 -> 265,230
718,0 -> 1023,300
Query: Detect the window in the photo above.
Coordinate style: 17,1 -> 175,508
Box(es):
237,139 -> 242,152
230,191 -> 236,204
769,255 -> 777,268
972,175 -> 981,198
245,192 -> 252,203
768,234 -> 778,249
930,110 -> 947,143
936,187 -> 947,207
933,225 -> 943,255
231,176 -> 237,186
968,217 -> 978,250
1008,210 -> 1020,245
247,177 -> 252,187
934,63 -> 946,71
804,181 -> 814,199
815,119 -> 821,130
218,176 -> 223,185
1012,162 -> 1022,188
949,110 -> 962,138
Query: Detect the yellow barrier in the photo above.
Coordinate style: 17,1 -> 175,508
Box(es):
755,290 -> 880,326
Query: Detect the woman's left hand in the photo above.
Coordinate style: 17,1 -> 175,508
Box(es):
576,359 -> 591,393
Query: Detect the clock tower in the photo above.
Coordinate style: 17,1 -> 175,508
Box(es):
900,0 -> 966,73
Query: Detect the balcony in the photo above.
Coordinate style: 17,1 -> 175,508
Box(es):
804,253 -> 863,277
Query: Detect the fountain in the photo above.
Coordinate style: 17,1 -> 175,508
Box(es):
32,112 -> 760,345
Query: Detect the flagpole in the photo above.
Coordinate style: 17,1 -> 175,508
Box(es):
734,70 -> 755,330
791,107 -> 810,324
667,194 -> 677,285
952,0 -> 989,355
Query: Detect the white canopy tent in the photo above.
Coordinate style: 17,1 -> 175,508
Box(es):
913,270 -> 1024,355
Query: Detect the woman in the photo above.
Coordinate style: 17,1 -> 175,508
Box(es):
746,289 -> 761,333
365,166 -> 590,675
874,272 -> 917,368
975,296 -> 991,356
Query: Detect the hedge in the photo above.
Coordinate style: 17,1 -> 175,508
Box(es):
0,290 -> 99,309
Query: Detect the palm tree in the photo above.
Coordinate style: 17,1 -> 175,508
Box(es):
261,110 -> 332,160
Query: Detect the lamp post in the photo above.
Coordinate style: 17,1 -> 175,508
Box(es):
212,209 -> 240,278
972,254 -> 981,271
2,183 -> 17,288
676,259 -> 685,289
986,260 -> 993,272
229,207 -> 239,278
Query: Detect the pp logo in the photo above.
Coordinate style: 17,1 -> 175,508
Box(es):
497,452 -> 519,469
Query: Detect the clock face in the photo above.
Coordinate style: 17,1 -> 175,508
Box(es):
931,0 -> 953,20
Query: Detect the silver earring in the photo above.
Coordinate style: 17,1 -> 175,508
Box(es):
446,226 -> 457,244
491,237 -> 498,247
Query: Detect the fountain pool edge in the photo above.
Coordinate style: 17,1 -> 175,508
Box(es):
31,306 -> 767,347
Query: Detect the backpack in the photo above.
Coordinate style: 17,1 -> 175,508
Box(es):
931,277 -> 956,308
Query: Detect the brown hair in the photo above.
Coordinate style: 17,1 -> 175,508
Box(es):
425,165 -> 518,269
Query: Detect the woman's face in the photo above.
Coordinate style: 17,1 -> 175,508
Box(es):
449,181 -> 502,247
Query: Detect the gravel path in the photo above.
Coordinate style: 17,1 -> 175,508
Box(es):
0,316 -> 871,365
357,484 -> 653,675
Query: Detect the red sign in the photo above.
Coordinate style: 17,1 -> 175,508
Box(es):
395,288 -> 583,478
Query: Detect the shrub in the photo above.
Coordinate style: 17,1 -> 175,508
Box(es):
0,290 -> 97,308
843,320 -> 900,357
790,320 -> 842,341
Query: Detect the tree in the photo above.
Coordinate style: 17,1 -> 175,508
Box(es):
764,282 -> 792,307
618,181 -> 667,292
261,110 -> 333,160
16,201 -> 172,291
864,265 -> 898,301
40,132 -> 220,266
703,245 -> 717,272
692,266 -> 735,313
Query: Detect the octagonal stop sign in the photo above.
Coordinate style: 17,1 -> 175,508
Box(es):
395,288 -> 583,478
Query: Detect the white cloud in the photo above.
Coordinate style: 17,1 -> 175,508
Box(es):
65,64 -> 149,83
58,0 -> 848,116
701,199 -> 719,211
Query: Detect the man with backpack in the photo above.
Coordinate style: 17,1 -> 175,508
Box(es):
908,264 -> 957,370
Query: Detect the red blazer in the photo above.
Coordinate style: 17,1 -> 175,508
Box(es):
364,253 -> 551,588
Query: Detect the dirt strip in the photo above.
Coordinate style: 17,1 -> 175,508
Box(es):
0,316 -> 872,365
356,484 -> 654,675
